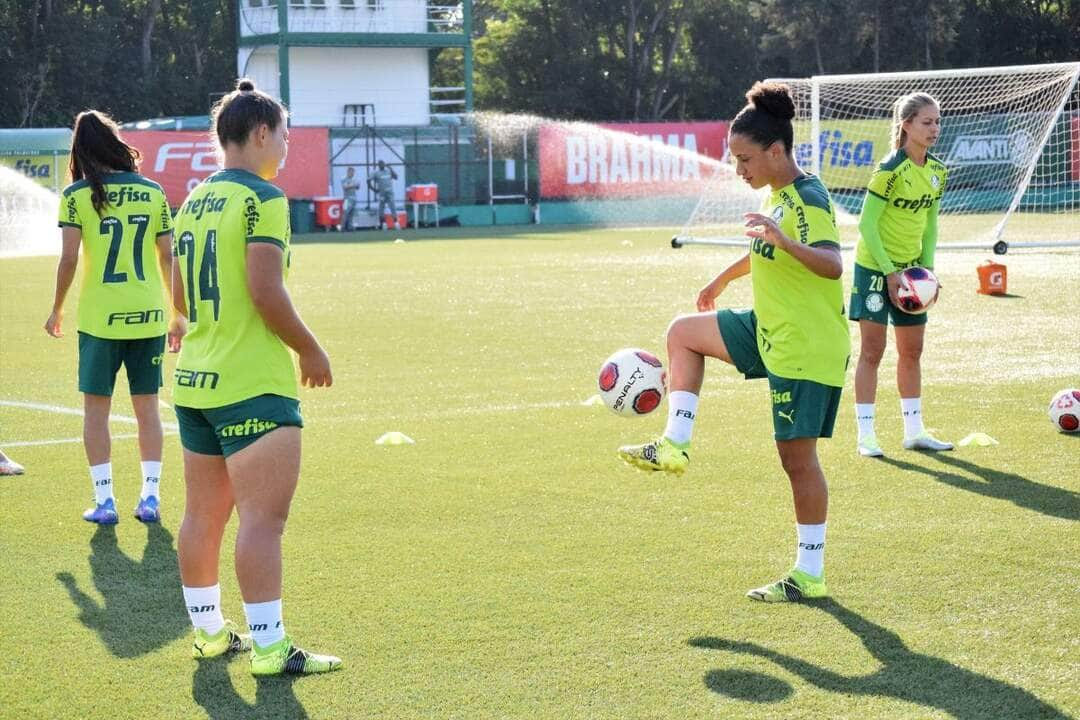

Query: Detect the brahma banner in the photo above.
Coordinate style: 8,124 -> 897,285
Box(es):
123,128 -> 329,205
539,121 -> 729,198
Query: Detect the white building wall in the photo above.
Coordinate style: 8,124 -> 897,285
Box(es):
238,47 -> 281,100
287,46 -> 430,126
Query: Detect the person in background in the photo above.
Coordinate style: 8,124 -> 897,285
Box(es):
368,159 -> 398,229
45,109 -> 173,525
340,166 -> 359,231
849,92 -> 952,457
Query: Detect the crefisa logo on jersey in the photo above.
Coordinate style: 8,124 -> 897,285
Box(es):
184,191 -> 227,220
106,186 -> 152,207
947,129 -> 1035,168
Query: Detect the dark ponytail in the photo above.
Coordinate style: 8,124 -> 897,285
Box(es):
730,82 -> 797,153
211,78 -> 287,151
68,110 -> 140,215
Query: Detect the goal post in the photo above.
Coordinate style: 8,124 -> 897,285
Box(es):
674,62 -> 1080,254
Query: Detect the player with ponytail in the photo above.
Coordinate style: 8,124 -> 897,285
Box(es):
619,82 -> 850,603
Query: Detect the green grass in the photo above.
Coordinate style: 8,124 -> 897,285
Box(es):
1,227 -> 1078,719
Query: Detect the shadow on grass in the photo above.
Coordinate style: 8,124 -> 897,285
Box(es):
193,660 -> 308,720
56,523 -> 189,658
878,454 -> 1079,521
689,598 -> 1068,718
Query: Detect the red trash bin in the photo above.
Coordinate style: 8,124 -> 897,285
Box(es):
313,196 -> 344,228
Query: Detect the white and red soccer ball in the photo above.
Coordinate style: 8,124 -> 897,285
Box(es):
598,348 -> 666,417
895,267 -> 940,315
1049,388 -> 1080,433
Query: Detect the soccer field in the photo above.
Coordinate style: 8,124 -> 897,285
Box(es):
1,227 -> 1078,719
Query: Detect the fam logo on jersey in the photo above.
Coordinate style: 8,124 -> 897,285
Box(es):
771,205 -> 784,223
865,292 -> 885,313
947,129 -> 1035,168
930,174 -> 941,189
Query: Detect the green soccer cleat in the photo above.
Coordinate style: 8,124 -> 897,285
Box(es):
250,636 -> 343,676
903,431 -> 954,451
746,568 -> 828,603
192,620 -> 252,659
857,433 -> 885,458
617,436 -> 690,474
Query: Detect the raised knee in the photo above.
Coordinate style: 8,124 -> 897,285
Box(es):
666,315 -> 693,345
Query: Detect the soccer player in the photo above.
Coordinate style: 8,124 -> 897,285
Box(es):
171,78 -> 342,675
45,110 -> 173,524
850,92 -> 952,457
619,82 -> 849,603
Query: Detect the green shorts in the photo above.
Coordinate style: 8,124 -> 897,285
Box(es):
849,262 -> 928,327
174,394 -> 303,457
78,332 -> 164,396
716,309 -> 843,440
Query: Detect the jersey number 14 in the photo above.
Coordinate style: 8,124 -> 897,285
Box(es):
177,230 -> 221,322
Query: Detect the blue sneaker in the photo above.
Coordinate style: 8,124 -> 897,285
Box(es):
83,498 -> 119,524
134,496 -> 160,523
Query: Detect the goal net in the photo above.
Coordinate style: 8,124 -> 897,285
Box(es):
675,62 -> 1080,253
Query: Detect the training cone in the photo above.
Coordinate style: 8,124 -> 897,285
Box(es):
958,432 -> 999,447
375,431 -> 415,445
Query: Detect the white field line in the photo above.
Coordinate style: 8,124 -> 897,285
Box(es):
0,399 -> 179,446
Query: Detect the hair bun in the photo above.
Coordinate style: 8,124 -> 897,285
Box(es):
746,82 -> 796,121
236,78 -> 256,92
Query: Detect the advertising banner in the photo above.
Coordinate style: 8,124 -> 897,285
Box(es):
0,153 -> 67,192
123,128 -> 330,205
539,121 -> 729,198
792,119 -> 892,190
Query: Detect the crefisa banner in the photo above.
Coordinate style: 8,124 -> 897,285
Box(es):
539,121 -> 730,198
123,128 -> 330,205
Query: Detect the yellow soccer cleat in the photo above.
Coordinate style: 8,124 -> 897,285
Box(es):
617,436 -> 690,474
193,620 -> 252,659
747,568 -> 828,603
250,636 -> 343,676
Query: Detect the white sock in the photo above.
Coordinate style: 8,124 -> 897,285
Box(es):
795,522 -> 827,578
140,460 -> 161,500
663,391 -> 699,446
89,462 -> 113,505
183,584 -> 226,635
901,397 -> 924,439
855,403 -> 876,441
244,599 -> 285,648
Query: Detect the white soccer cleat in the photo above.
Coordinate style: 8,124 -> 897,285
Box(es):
857,434 -> 885,458
903,431 -> 954,451
0,457 -> 24,475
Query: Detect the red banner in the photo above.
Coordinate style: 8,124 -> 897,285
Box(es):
539,121 -> 730,199
123,128 -> 330,205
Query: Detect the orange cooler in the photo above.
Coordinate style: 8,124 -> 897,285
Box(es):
977,260 -> 1007,295
406,184 -> 438,202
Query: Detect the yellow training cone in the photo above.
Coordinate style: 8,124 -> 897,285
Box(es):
958,432 -> 998,447
375,431 -> 415,445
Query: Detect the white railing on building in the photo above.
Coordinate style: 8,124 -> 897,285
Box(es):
240,1 -> 463,37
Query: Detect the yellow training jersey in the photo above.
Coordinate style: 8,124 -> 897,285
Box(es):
57,172 -> 173,339
172,169 -> 297,409
751,174 -> 850,388
855,149 -> 948,270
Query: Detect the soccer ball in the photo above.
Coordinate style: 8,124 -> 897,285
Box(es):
895,267 -> 940,315
1048,388 -> 1080,433
597,348 -> 666,417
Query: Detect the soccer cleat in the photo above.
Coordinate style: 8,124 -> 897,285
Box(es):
903,431 -> 954,451
0,458 -> 24,475
617,436 -> 689,474
250,636 -> 343,676
82,498 -> 119,524
193,620 -> 252,659
134,495 -> 161,523
747,568 -> 828,603
857,434 -> 885,458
